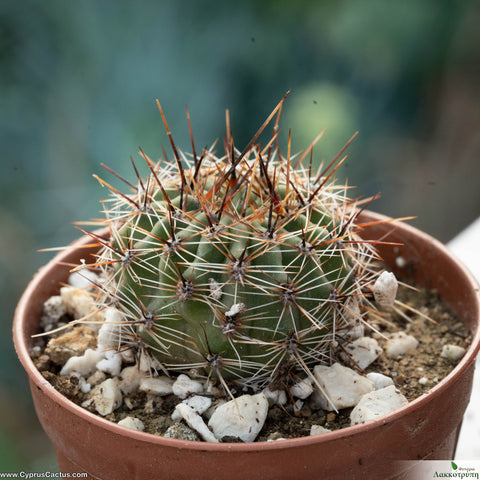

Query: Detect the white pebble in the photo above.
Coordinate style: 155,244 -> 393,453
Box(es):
289,378 -> 313,400
119,366 -> 142,395
345,321 -> 365,341
41,296 -> 67,327
79,377 -> 91,394
97,308 -> 125,351
293,399 -> 304,414
366,372 -> 394,390
88,378 -> 122,416
139,376 -> 174,396
60,286 -> 99,320
310,425 -> 331,436
60,348 -> 102,376
342,337 -> 383,370
418,377 -> 428,385
263,387 -> 287,406
373,271 -> 398,308
118,416 -> 145,431
208,393 -> 268,443
313,363 -> 375,411
350,385 -> 408,425
386,332 -> 419,358
68,269 -> 99,290
87,371 -> 107,388
175,403 -> 218,443
172,395 -> 212,420
120,348 -> 135,363
172,374 -> 204,399
96,351 -> 123,376
441,344 -> 466,361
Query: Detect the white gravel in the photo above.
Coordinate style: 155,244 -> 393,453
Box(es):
208,393 -> 268,442
373,271 -> 398,308
313,363 -> 375,411
350,385 -> 408,425
172,374 -> 204,399
60,348 -> 102,377
118,416 -> 145,431
342,337 -> 383,370
385,331 -> 419,358
441,344 -> 466,361
86,378 -> 122,416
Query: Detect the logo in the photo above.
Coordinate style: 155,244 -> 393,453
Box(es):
395,460 -> 480,479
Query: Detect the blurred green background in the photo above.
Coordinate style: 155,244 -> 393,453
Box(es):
1,0 -> 480,470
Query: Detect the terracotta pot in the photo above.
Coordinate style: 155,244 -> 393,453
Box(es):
13,211 -> 480,480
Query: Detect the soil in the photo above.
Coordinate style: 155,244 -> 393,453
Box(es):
30,285 -> 470,443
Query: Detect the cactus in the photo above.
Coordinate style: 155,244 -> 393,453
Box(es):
82,94 -> 390,393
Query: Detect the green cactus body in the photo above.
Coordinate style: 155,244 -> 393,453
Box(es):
92,100 -> 381,391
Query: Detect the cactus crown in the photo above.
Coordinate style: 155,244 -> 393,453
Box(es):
83,95 -> 388,393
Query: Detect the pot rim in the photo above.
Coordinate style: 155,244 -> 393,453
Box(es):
13,212 -> 480,453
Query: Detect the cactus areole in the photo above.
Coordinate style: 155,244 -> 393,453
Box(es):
85,94 -> 392,393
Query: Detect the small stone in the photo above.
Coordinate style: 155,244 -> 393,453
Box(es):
96,351 -> 123,376
34,354 -> 51,371
345,320 -> 365,340
97,308 -> 125,351
313,363 -> 375,411
79,377 -> 91,394
208,393 -> 268,443
88,378 -> 122,416
326,412 -> 336,423
41,296 -> 67,329
292,399 -> 304,414
120,348 -> 135,364
373,271 -> 398,308
350,385 -> 408,425
441,344 -> 466,362
289,378 -> 313,400
164,422 -> 201,441
60,348 -> 102,377
172,395 -> 212,421
118,416 -> 145,431
46,326 -> 97,365
119,366 -> 142,395
140,376 -> 174,396
60,286 -> 100,320
87,370 -> 107,387
310,425 -> 331,436
366,372 -> 394,390
172,374 -> 203,399
175,403 -> 218,443
385,332 -> 419,358
267,432 -> 287,441
68,269 -> 99,290
341,337 -> 383,370
263,387 -> 287,406
418,377 -> 428,385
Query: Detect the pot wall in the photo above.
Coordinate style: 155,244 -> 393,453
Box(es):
14,212 -> 480,480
